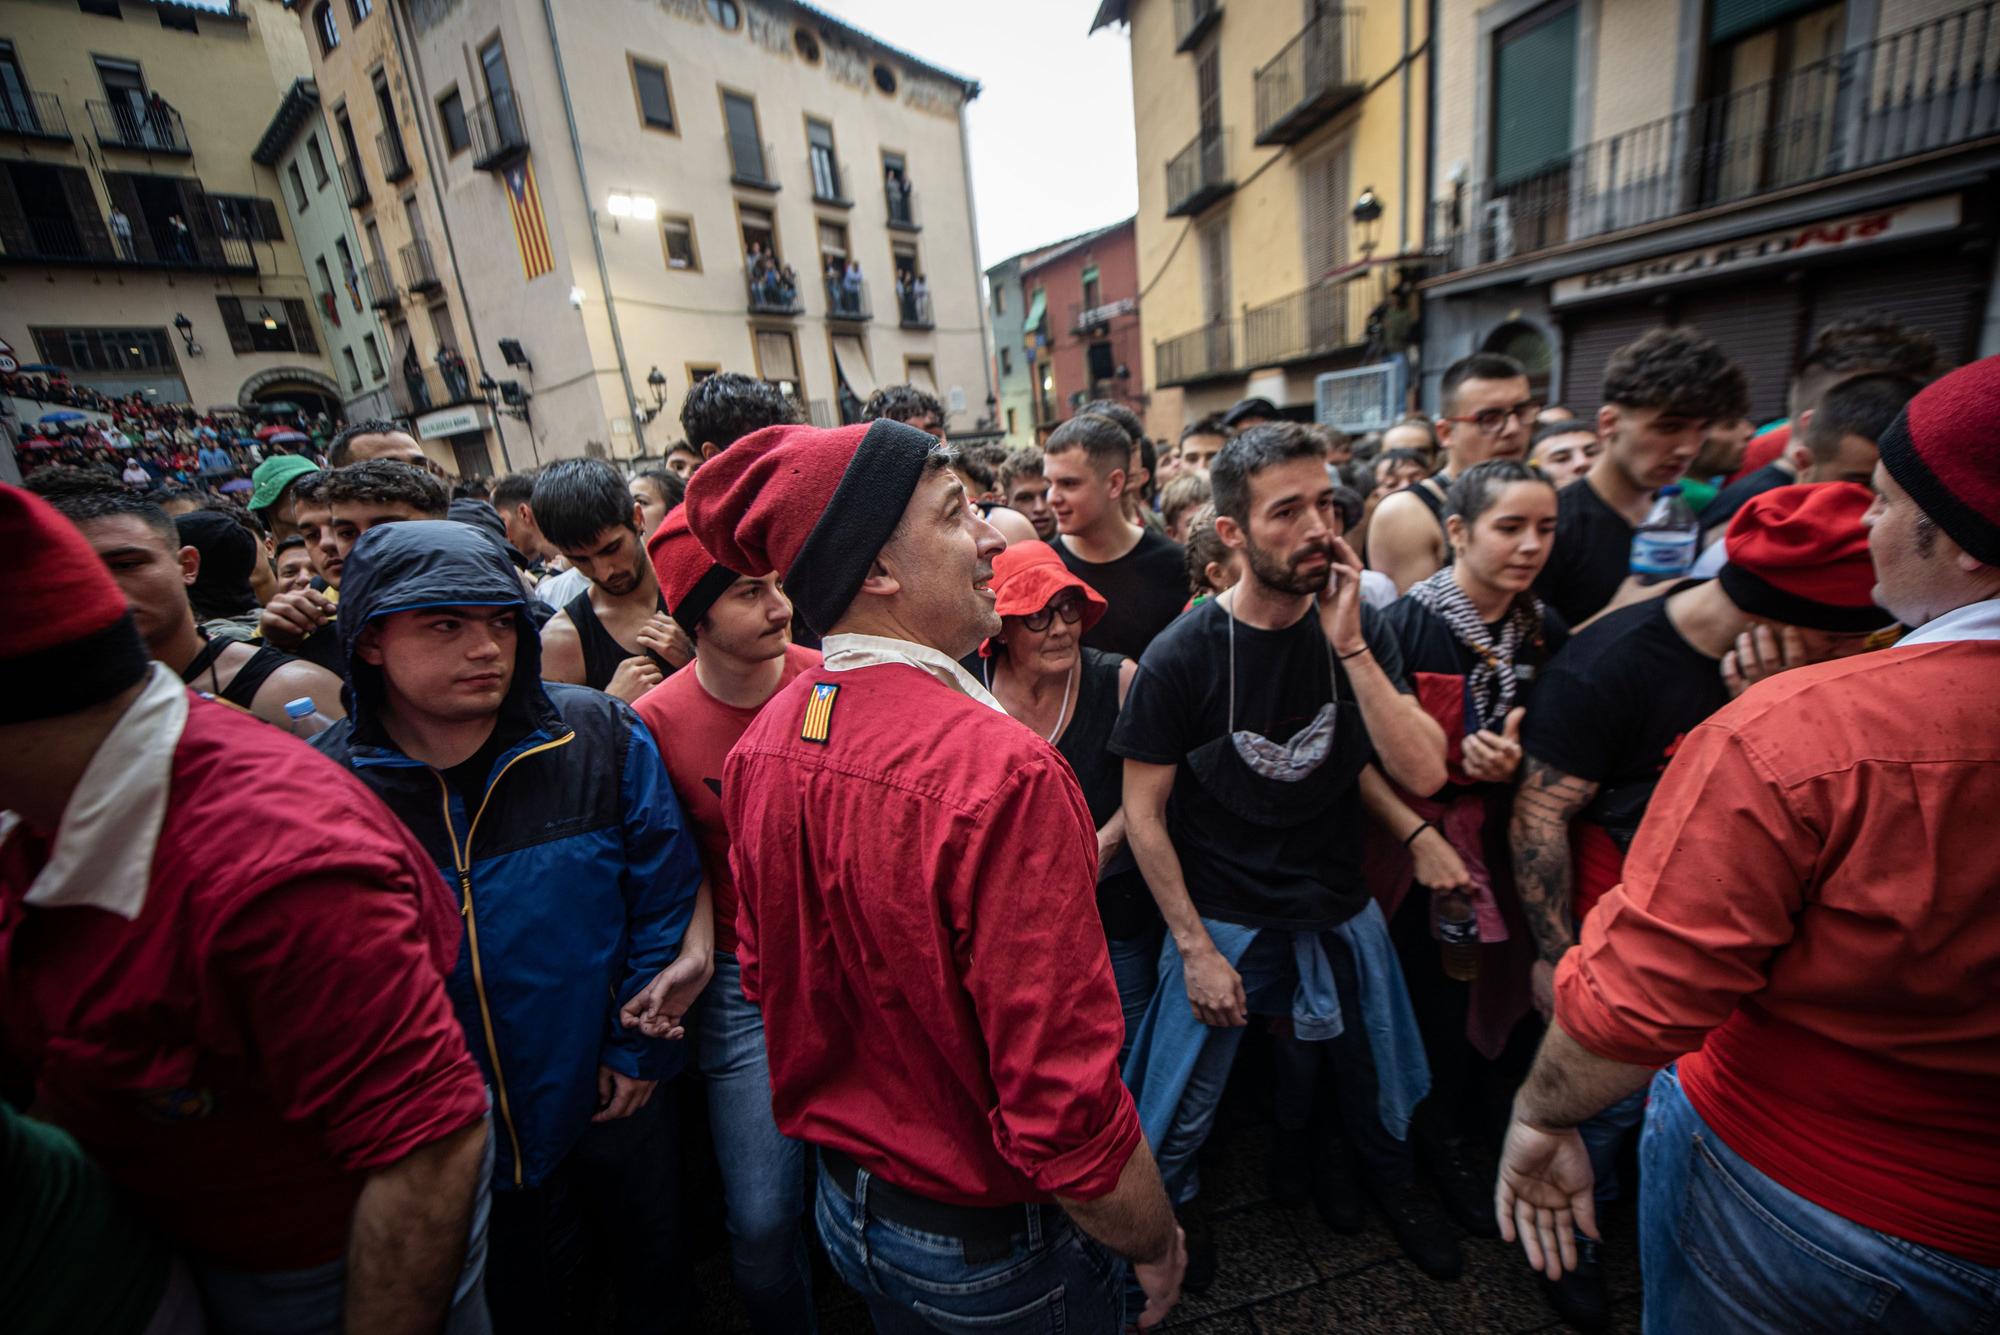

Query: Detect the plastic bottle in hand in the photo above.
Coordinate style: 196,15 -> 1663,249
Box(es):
1436,891 -> 1481,983
283,696 -> 333,738
1629,484 -> 1699,584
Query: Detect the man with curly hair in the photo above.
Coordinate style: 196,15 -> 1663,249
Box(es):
1534,328 -> 1749,627
679,373 -> 803,463
861,383 -> 946,436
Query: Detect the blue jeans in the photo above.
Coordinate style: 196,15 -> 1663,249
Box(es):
1579,1086 -> 1648,1203
813,1156 -> 1124,1334
1640,1066 -> 2000,1332
694,952 -> 816,1334
1105,924 -> 1163,1067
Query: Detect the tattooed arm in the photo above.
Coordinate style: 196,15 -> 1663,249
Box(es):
1509,757 -> 1600,964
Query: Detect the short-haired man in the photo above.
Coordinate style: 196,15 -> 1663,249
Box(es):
1534,328 -> 1749,627
491,471 -> 554,567
627,509 -> 823,1333
1529,421 -> 1600,487
664,440 -> 703,479
47,489 -> 345,728
1726,313 -> 1940,484
314,519 -> 701,1333
245,453 -> 320,543
1699,372 -> 1923,533
1045,414 -> 1186,659
997,447 -> 1057,540
1369,353 -> 1536,594
274,533 -> 316,593
1080,400 -> 1155,527
683,419 -> 1186,1332
535,459 -> 692,701
0,484 -> 493,1334
1178,418 -> 1229,477
863,382 -> 947,436
1498,355 -> 2000,1333
679,372 -> 802,462
1219,397 -> 1277,432
328,418 -> 431,470
1116,423 -> 1456,1283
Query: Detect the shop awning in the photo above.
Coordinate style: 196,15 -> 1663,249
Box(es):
831,334 -> 879,400
755,330 -> 798,383
1024,287 -> 1046,333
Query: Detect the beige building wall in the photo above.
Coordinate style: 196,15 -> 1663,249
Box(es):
1591,0 -> 1680,143
0,0 -> 337,413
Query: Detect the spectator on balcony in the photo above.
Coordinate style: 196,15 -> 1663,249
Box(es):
108,206 -> 134,261
842,258 -> 864,314
435,345 -> 470,404
165,215 -> 194,264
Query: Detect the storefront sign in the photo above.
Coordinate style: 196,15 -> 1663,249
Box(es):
1550,196 -> 1962,306
414,404 -> 484,440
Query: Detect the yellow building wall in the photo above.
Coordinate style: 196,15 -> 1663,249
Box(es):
1592,0 -> 1682,144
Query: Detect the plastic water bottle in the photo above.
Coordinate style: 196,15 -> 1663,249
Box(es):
1629,484 -> 1700,584
1436,891 -> 1482,983
283,696 -> 333,738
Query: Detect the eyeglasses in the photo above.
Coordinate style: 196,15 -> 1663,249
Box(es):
1023,594 -> 1085,632
1442,400 -> 1543,436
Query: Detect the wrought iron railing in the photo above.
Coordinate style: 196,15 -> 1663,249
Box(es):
377,128 -> 413,183
824,274 -> 871,322
401,238 -> 442,292
1254,8 -> 1364,145
1166,126 -> 1233,217
338,154 -> 371,208
0,90 -> 70,141
1156,320 -> 1236,385
1242,271 -> 1375,366
469,91 -> 528,172
87,99 -> 189,154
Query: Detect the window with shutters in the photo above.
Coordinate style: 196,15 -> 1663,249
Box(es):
1082,265 -> 1102,312
1199,218 -> 1231,324
753,328 -> 803,402
288,163 -> 310,212
314,2 -> 339,55
307,136 -> 330,189
808,119 -> 843,203
216,297 -> 307,354
1491,3 -> 1577,187
211,194 -> 281,243
722,90 -> 769,184
1703,1 -> 1843,202
1300,142 -> 1349,282
437,90 -> 470,155
31,327 -> 175,373
1196,43 -> 1221,136
630,57 -> 677,133
661,215 -> 699,271
342,348 -> 363,390
363,332 -> 385,378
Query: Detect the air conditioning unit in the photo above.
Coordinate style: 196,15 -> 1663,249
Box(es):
1482,197 -> 1515,263
1315,360 -> 1407,435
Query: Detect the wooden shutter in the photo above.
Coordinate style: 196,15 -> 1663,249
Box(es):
1493,5 -> 1577,186
102,172 -> 158,262
55,167 -> 114,260
1710,0 -> 1824,45
284,298 -> 319,354
175,179 -> 225,264
1674,282 -> 1805,424
1301,145 -> 1348,282
216,296 -> 254,354
0,164 -> 33,256
1200,220 -> 1231,322
255,197 -> 283,242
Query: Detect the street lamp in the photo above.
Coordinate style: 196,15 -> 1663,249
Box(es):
258,305 -> 280,331
173,312 -> 201,356
479,372 -> 533,424
639,365 -> 668,424
1352,187 -> 1383,261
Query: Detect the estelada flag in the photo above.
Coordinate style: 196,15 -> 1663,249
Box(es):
503,159 -> 554,280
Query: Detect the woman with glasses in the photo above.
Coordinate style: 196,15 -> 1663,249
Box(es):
981,540 -> 1156,1058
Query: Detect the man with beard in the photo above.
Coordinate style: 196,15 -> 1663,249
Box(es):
1115,423 -> 1457,1288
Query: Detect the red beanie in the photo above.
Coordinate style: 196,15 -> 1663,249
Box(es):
648,507 -> 739,636
0,484 -> 153,722
1719,482 -> 1893,632
682,418 -> 939,635
1876,354 -> 2000,567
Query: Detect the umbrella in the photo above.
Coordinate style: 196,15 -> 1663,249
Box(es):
38,410 -> 85,424
219,478 -> 254,494
253,423 -> 289,442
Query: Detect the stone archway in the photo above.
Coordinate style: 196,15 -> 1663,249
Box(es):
237,366 -> 342,420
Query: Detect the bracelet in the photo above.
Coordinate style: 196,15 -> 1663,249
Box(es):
1402,820 -> 1436,848
1338,645 -> 1371,661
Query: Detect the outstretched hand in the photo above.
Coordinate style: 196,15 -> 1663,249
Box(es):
1496,1115 -> 1599,1280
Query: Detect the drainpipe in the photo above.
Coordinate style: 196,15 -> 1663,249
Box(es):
387,0 -> 515,470
958,97 -> 996,432
1399,0 -> 1412,259
539,0 -> 648,458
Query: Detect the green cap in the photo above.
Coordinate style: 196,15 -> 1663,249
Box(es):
248,455 -> 320,510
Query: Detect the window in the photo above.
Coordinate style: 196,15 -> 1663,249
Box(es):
362,331 -> 384,378
307,135 -> 330,188
739,204 -> 777,259
1300,143 -> 1349,280
437,90 -> 469,154
217,297 -> 317,355
1006,406 -> 1017,435
1088,341 -> 1115,384
78,0 -> 122,17
794,27 -> 820,63
1196,44 -> 1221,135
349,0 -> 373,21
904,356 -> 937,396
288,162 -> 309,211
1081,264 -> 1101,312
314,2 -> 339,55
1000,346 -> 1012,374
31,327 -> 175,373
1199,218 -> 1231,322
807,118 -> 842,202
753,329 -> 802,401
335,238 -> 360,308
1705,2 -> 1843,199
688,363 -> 719,385
630,57 -> 676,132
343,347 -> 363,390
212,194 -> 282,242
158,8 -> 196,32
722,90 -> 767,183
707,0 -> 741,30
1492,3 -> 1577,186
872,63 -> 897,95
661,215 -> 699,271
992,283 -> 1005,316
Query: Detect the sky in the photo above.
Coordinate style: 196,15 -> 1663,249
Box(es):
810,0 -> 1139,269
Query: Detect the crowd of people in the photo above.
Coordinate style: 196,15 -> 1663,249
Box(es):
2,311 -> 1996,1335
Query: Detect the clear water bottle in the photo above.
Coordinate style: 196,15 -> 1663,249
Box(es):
283,696 -> 333,738
1629,484 -> 1700,584
1436,891 -> 1481,983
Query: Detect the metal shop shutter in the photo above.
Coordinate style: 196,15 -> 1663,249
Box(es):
1674,282 -> 1805,425
1558,304 -> 1659,419
1807,256 -> 1984,375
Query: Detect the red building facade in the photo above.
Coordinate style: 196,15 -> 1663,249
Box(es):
1019,218 -> 1143,441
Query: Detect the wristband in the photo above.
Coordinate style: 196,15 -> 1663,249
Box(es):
1338,645 -> 1371,661
1401,820 -> 1435,848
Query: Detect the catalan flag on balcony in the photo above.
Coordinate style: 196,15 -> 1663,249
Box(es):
503,159 -> 554,280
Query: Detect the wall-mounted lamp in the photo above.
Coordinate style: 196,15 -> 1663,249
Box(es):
605,192 -> 657,231
638,364 -> 668,423
173,312 -> 202,356
1352,187 -> 1383,260
258,305 -> 280,331
479,372 -> 533,424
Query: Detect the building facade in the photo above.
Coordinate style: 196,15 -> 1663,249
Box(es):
1423,0 -> 2000,421
253,77 -> 399,422
986,250 -> 1036,446
1093,0 -> 1431,438
1018,217 -> 1143,442
0,0 -> 342,416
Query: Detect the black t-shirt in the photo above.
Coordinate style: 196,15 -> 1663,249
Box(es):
1535,479 -> 1635,627
1378,595 -> 1569,736
1698,462 -> 1791,532
1519,588 -> 1726,847
1059,528 -> 1187,661
1110,598 -> 1410,931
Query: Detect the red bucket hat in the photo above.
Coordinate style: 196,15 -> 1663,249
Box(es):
980,540 -> 1107,657
1720,482 -> 1895,633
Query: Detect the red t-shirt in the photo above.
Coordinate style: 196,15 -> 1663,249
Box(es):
633,643 -> 820,954
1728,422 -> 1789,483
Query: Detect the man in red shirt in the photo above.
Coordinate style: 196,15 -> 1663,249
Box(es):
0,484 -> 492,1334
683,420 -> 1187,1331
1496,356 -> 2000,1328
626,507 -> 822,1333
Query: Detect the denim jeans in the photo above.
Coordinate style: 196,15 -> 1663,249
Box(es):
694,952 -> 816,1334
813,1155 -> 1124,1334
1640,1066 -> 2000,1332
1579,1086 -> 1648,1203
1105,924 -> 1163,1067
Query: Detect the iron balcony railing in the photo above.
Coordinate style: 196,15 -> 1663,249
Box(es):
1166,126 -> 1233,217
0,207 -> 254,272
810,155 -> 850,207
377,128 -> 413,183
469,90 -> 528,172
393,360 -> 479,415
1254,8 -> 1364,146
401,238 -> 442,293
1156,319 -> 1236,386
359,259 -> 399,310
898,286 -> 935,329
824,274 -> 871,322
1174,0 -> 1221,54
745,261 -> 803,315
0,90 -> 71,142
1433,0 -> 2000,271
885,175 -> 919,230
1242,270 -> 1376,367
86,99 -> 190,155
337,154 -> 371,208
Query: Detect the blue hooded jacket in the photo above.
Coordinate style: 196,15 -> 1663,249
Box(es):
313,521 -> 699,1190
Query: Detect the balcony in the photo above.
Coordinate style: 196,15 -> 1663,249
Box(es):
1242,270 -> 1375,366
728,133 -> 780,190
1072,296 -> 1138,334
0,91 -> 72,143
1255,9 -> 1364,146
86,99 -> 190,155
745,261 -> 802,315
392,360 -> 480,416
376,128 -> 413,184
1165,126 -> 1233,217
1433,0 -> 2000,273
316,288 -> 343,329
885,175 -> 919,230
824,275 -> 871,323
1174,0 -> 1221,54
359,259 -> 399,310
469,91 -> 528,172
401,237 -> 442,294
0,207 -> 254,273
898,285 -> 935,330
338,154 -> 370,209
810,156 -> 851,207
1156,320 -> 1237,386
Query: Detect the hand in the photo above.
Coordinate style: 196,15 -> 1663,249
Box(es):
1530,958 -> 1558,1021
606,654 -> 665,702
259,587 -> 333,650
636,613 -> 694,670
592,1067 -> 657,1122
619,948 -> 715,1041
1461,706 -> 1526,782
1496,1115 -> 1599,1280
1722,623 -> 1809,698
1096,828 -> 1126,870
1315,535 -> 1369,656
1409,826 -> 1472,892
1133,1225 -> 1187,1329
1181,942 -> 1247,1028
